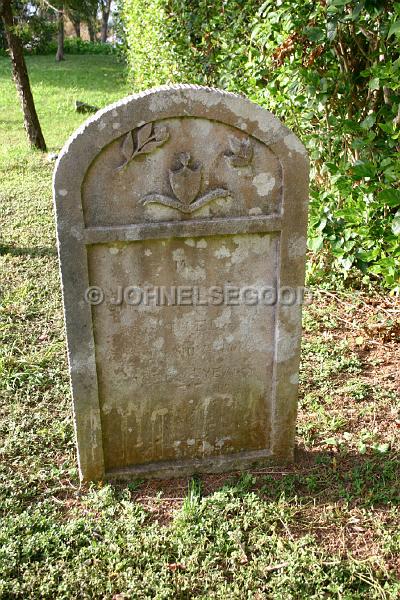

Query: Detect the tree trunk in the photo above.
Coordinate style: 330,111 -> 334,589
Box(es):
72,18 -> 81,38
56,7 -> 64,61
100,0 -> 111,43
87,18 -> 96,42
0,0 -> 46,151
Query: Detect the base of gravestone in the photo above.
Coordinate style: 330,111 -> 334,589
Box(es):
103,450 -> 295,481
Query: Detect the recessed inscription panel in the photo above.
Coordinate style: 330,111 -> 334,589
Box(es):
82,117 -> 282,227
88,233 -> 277,471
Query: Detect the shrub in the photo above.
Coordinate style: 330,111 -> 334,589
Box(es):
63,38 -> 119,55
16,15 -> 57,55
117,0 -> 183,88
0,21 -> 119,57
119,0 -> 400,291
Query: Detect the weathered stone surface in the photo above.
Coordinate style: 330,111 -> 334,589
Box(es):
53,85 -> 309,481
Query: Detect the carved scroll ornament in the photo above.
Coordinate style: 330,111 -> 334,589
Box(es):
140,152 -> 230,214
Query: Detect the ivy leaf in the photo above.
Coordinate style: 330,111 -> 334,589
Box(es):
340,257 -> 353,271
121,131 -> 134,162
358,441 -> 367,454
368,77 -> 380,90
377,189 -> 400,207
327,19 -> 338,41
360,114 -> 376,129
373,443 -> 390,454
350,2 -> 363,21
388,20 -> 400,38
308,236 -> 324,252
391,210 -> 400,235
351,161 -> 376,179
136,123 -> 153,149
303,26 -> 325,42
323,437 -> 337,447
378,123 -> 394,134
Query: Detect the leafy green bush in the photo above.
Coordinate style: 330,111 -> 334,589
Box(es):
119,0 -> 400,291
63,38 -> 118,55
17,15 -> 57,54
0,14 -> 57,56
117,0 -> 183,87
0,33 -> 118,57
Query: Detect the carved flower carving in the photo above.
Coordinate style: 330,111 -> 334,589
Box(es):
225,136 -> 253,168
117,122 -> 169,170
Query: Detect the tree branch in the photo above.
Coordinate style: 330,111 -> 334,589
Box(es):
39,0 -> 61,13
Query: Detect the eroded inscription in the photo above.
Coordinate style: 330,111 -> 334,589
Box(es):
88,234 -> 277,469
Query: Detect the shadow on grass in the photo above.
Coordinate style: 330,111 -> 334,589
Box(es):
255,447 -> 400,506
0,119 -> 25,126
0,243 -> 57,257
23,55 -> 126,94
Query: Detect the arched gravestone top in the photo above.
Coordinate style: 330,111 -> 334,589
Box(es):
53,85 -> 309,481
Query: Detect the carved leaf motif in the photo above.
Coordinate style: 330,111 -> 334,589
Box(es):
229,136 -> 243,155
137,140 -> 166,155
242,139 -> 253,161
154,125 -> 169,143
226,136 -> 253,168
121,131 -> 134,162
116,122 -> 170,170
136,123 -> 153,149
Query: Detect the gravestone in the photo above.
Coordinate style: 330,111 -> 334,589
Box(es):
53,85 -> 309,481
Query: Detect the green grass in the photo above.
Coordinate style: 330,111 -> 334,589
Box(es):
0,54 -> 130,161
1,55 -> 399,599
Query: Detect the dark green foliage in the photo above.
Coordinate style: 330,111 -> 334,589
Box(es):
0,5 -> 57,56
0,37 -> 118,57
0,1 -> 118,57
14,14 -> 56,54
120,0 -> 400,290
62,38 -> 118,55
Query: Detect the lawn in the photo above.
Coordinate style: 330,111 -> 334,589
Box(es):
0,54 -> 399,599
